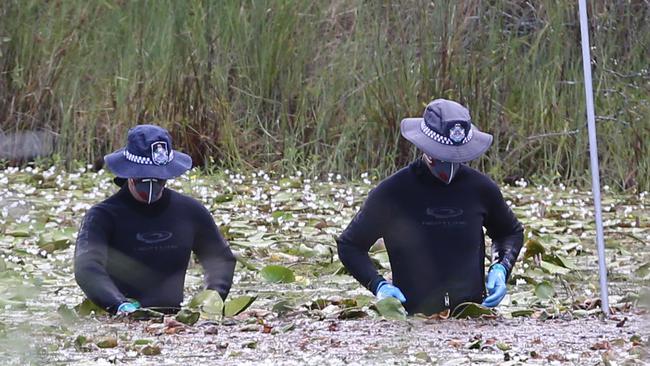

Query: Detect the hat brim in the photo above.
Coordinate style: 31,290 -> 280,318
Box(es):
104,148 -> 192,179
400,118 -> 493,163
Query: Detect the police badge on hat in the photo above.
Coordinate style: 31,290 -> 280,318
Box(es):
151,141 -> 170,166
448,123 -> 466,144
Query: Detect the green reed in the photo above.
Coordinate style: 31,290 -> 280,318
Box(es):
1,0 -> 648,190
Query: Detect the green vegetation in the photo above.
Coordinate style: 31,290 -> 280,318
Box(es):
1,0 -> 648,190
0,166 -> 648,363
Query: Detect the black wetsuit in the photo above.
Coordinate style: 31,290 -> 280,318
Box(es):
337,158 -> 523,315
74,185 -> 236,313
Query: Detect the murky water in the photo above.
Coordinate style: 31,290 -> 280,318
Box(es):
0,166 -> 648,364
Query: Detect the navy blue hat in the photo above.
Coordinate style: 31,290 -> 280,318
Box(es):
104,125 -> 192,179
400,99 -> 493,163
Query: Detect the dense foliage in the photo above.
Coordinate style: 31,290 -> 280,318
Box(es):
1,0 -> 648,189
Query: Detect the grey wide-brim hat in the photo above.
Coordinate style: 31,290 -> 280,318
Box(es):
104,124 -> 192,179
400,99 -> 493,163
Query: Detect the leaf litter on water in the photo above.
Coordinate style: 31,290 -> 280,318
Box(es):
0,166 -> 648,364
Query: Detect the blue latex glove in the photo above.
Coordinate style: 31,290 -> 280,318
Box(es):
482,263 -> 507,307
376,281 -> 406,303
117,301 -> 140,314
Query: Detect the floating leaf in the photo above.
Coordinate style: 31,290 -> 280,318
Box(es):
496,342 -> 511,351
38,229 -> 74,252
374,297 -> 407,320
75,298 -> 107,316
141,344 -> 161,355
634,263 -> 650,279
129,308 -> 164,322
336,298 -> 358,308
451,302 -> 495,319
133,339 -> 154,346
260,265 -> 295,283
279,322 -> 295,332
548,254 -> 578,270
73,335 -> 89,351
338,308 -> 367,319
214,194 -> 233,203
175,309 -> 200,325
539,260 -> 570,275
467,339 -> 482,350
271,210 -> 293,220
57,304 -> 78,323
414,351 -> 432,362
189,290 -> 224,321
224,296 -> 256,317
524,238 -> 545,259
96,336 -> 118,348
511,309 -> 535,317
279,178 -> 301,188
309,298 -> 329,310
271,300 -> 294,316
5,224 -> 31,237
535,281 -> 555,300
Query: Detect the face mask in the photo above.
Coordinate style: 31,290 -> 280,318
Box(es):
423,154 -> 460,184
130,178 -> 166,204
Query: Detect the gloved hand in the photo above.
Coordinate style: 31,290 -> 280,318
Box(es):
376,281 -> 406,303
117,301 -> 140,314
482,263 -> 507,307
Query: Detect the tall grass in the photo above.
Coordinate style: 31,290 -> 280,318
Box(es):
0,0 -> 648,190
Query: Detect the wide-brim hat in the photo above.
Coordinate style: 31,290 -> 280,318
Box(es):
104,124 -> 192,179
400,99 -> 493,163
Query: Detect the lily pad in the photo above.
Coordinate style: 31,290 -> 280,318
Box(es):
374,297 -> 407,320
451,302 -> 495,319
539,260 -> 570,275
133,339 -> 154,346
524,238 -> 545,259
73,335 -> 89,351
75,298 -> 107,317
128,308 -> 164,322
175,309 -> 200,325
141,344 -> 161,356
260,265 -> 295,283
535,281 -> 555,300
189,289 -> 224,321
38,229 -> 74,252
338,308 -> 367,319
224,296 -> 256,317
511,309 -> 535,317
634,263 -> 650,279
272,300 -> 294,315
57,304 -> 79,323
96,336 -> 118,348
5,224 -> 31,237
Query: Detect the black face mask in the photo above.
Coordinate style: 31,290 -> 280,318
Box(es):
423,154 -> 460,185
132,178 -> 166,204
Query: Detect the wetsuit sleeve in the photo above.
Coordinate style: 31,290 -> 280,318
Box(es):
336,188 -> 387,294
74,207 -> 128,313
484,184 -> 524,279
192,205 -> 236,300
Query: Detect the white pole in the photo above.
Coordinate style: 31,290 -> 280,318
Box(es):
578,0 -> 609,316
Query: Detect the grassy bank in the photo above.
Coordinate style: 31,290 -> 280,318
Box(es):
0,0 -> 648,190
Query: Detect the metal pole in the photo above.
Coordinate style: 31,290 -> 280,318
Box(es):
578,0 -> 609,316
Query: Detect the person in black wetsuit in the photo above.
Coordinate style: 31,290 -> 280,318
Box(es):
74,125 -> 236,314
337,99 -> 523,315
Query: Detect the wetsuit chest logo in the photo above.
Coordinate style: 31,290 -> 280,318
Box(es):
136,231 -> 173,244
423,207 -> 466,226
